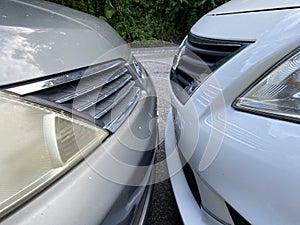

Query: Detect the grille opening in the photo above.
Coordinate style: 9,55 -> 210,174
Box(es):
178,150 -> 202,207
182,163 -> 202,207
170,34 -> 252,104
189,41 -> 241,53
186,35 -> 243,67
185,40 -> 236,65
226,203 -> 251,225
175,69 -> 194,88
179,148 -> 250,225
182,162 -> 251,225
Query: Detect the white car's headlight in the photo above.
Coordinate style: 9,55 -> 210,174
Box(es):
0,92 -> 108,217
234,49 -> 300,122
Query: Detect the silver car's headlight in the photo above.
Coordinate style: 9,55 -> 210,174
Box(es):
0,92 -> 108,217
234,49 -> 300,122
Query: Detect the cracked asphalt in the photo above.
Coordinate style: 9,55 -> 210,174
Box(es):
132,47 -> 184,225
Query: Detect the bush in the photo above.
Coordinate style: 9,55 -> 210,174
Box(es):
47,0 -> 228,43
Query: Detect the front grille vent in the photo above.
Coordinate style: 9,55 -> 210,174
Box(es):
6,59 -> 141,133
170,34 -> 252,103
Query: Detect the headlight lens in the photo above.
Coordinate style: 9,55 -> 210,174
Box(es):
0,92 -> 108,217
235,50 -> 300,122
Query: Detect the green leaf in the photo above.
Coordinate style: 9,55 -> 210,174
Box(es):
104,0 -> 116,19
99,16 -> 107,21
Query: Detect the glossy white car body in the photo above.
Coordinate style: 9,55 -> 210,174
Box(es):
166,0 -> 300,224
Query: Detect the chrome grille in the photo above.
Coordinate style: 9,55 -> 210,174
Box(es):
6,59 -> 141,133
171,34 -> 252,104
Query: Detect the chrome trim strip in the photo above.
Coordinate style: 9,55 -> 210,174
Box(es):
104,88 -> 141,133
6,59 -> 125,95
92,81 -> 136,119
75,75 -> 132,112
54,68 -> 129,104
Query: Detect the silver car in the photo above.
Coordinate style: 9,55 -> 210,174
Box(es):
0,0 -> 158,224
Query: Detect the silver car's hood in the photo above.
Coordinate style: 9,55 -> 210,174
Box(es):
209,0 -> 300,15
0,0 -> 129,86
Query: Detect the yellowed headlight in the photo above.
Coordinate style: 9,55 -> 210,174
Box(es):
0,92 -> 108,218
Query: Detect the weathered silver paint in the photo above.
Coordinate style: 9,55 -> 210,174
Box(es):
0,0 -> 130,86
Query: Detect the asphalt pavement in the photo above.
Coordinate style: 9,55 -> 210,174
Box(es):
132,47 -> 184,225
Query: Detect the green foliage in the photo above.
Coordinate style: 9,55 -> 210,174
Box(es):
103,0 -> 115,19
47,0 -> 229,43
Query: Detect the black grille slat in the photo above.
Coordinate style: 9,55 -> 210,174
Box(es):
179,54 -> 211,76
176,70 -> 193,88
186,38 -> 242,66
186,41 -> 232,59
185,37 -> 242,66
177,64 -> 208,82
181,54 -> 209,69
170,34 -> 251,104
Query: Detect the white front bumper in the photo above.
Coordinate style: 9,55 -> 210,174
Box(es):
166,110 -> 223,225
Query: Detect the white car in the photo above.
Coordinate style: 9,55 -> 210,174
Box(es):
0,0 -> 158,224
166,0 -> 300,224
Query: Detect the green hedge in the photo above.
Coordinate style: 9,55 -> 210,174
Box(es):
47,0 -> 228,43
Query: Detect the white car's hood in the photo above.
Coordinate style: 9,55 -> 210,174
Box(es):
209,0 -> 300,15
191,0 -> 300,42
0,0 -> 129,86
